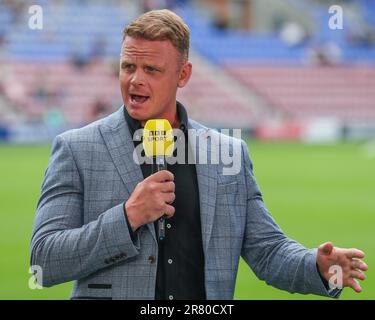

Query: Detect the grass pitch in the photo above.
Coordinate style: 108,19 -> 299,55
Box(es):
0,141 -> 373,299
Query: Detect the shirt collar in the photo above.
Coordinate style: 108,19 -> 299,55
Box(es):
123,101 -> 189,135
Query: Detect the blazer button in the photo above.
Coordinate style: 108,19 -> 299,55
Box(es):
148,256 -> 156,264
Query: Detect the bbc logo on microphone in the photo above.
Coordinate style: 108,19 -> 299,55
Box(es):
147,130 -> 167,142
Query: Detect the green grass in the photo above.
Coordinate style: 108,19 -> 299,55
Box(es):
0,142 -> 374,299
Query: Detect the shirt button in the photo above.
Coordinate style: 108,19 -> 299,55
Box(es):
148,256 -> 156,264
169,295 -> 174,300
166,223 -> 171,229
168,258 -> 173,264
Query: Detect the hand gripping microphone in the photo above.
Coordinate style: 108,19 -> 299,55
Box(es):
143,119 -> 174,241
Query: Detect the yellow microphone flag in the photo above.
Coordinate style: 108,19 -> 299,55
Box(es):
143,119 -> 174,157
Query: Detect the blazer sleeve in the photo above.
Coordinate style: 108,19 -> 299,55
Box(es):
30,134 -> 141,287
239,141 -> 341,298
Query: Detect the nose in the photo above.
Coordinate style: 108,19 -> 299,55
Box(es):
130,69 -> 145,86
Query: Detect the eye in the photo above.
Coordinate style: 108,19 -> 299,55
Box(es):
145,66 -> 158,73
121,63 -> 135,72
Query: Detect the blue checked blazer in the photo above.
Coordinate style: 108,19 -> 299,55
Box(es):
30,106 -> 335,299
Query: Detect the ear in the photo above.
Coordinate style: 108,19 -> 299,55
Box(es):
177,61 -> 192,88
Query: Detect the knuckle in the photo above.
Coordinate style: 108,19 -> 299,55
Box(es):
148,182 -> 156,192
167,171 -> 174,181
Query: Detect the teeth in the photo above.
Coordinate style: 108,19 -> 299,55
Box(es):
132,95 -> 148,103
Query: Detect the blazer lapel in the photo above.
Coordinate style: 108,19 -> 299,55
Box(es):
99,107 -> 157,243
188,122 -> 218,255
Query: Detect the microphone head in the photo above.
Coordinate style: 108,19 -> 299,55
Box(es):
143,119 -> 174,157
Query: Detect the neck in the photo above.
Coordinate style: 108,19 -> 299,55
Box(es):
170,114 -> 180,129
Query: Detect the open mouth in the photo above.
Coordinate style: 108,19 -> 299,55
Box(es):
130,94 -> 149,104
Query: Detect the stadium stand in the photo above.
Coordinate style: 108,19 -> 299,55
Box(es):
0,0 -> 374,138
0,1 -> 261,128
227,65 -> 375,121
182,0 -> 375,124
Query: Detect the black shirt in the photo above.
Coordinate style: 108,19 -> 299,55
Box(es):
124,102 -> 206,300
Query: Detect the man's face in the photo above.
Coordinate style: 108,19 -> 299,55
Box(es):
120,36 -> 191,124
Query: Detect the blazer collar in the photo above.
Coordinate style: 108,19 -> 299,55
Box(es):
99,107 -> 157,242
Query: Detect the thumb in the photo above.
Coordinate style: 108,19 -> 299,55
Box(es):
318,242 -> 334,256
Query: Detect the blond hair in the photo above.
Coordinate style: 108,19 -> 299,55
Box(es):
123,9 -> 190,61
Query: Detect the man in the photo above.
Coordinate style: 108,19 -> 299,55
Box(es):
30,9 -> 367,300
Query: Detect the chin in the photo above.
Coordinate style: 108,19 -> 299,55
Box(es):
126,106 -> 149,121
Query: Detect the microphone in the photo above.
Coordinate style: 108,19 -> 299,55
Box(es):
143,119 -> 174,241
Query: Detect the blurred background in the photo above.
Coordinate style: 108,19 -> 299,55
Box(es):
0,0 -> 374,299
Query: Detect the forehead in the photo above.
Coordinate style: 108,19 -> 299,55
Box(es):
120,37 -> 178,60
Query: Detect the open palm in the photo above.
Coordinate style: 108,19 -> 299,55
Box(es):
317,242 -> 368,293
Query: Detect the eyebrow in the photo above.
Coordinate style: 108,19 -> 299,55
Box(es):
120,60 -> 132,66
120,59 -> 165,70
145,63 -> 163,70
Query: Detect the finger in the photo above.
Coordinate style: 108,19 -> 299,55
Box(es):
346,278 -> 362,293
344,249 -> 365,259
163,192 -> 176,204
163,204 -> 175,217
160,181 -> 175,193
318,242 -> 334,256
350,269 -> 366,281
148,170 -> 174,183
351,259 -> 369,271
